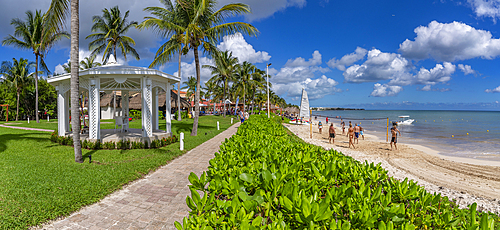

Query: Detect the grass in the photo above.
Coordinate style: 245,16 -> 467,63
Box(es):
0,115 -> 235,229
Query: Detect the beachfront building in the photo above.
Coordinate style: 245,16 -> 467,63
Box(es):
47,55 -> 180,142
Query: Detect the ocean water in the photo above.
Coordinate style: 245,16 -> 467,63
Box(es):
312,110 -> 500,161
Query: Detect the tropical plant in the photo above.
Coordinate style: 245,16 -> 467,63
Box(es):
86,6 -> 139,63
2,9 -> 69,123
61,62 -> 71,73
234,61 -> 257,113
181,76 -> 197,105
46,0 -> 83,163
175,0 -> 258,136
204,50 -> 239,117
0,58 -> 35,121
139,0 -> 188,122
248,68 -> 266,114
79,55 -> 101,69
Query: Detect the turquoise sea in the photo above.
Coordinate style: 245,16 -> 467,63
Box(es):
312,110 -> 500,161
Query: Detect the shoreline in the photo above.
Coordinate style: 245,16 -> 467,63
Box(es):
310,116 -> 500,166
284,121 -> 500,214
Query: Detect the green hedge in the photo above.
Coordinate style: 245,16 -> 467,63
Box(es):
176,115 -> 499,229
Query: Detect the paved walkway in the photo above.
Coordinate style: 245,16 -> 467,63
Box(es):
37,122 -> 241,230
0,124 -> 54,132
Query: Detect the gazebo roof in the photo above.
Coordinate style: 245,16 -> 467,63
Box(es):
48,56 -> 180,91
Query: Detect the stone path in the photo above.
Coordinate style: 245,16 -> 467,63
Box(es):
0,124 -> 54,132
36,122 -> 240,230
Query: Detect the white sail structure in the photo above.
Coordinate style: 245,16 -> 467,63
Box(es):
299,88 -> 310,118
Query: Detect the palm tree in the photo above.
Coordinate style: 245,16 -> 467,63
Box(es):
80,55 -> 101,69
46,0 -> 83,163
248,68 -> 267,114
181,76 -> 197,105
204,51 -> 239,117
62,62 -> 71,73
2,10 -> 69,123
0,58 -> 35,121
139,0 -> 188,121
234,61 -> 257,113
86,6 -> 139,63
177,0 -> 258,136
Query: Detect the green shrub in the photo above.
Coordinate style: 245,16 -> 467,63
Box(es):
176,115 -> 500,230
91,140 -> 102,150
131,141 -> 143,149
143,140 -> 149,149
104,141 -> 115,150
117,140 -> 130,149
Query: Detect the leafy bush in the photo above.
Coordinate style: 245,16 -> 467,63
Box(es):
91,140 -> 102,150
130,110 -> 141,120
143,140 -> 149,149
117,140 -> 129,149
104,141 -> 115,150
176,115 -> 500,230
131,141 -> 144,149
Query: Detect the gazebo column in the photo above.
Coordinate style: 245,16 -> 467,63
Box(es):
142,77 -> 153,137
165,82 -> 172,134
122,90 -> 129,129
56,84 -> 67,136
152,88 -> 158,131
64,91 -> 70,134
89,78 -> 101,140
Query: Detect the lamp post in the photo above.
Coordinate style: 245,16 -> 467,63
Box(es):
266,63 -> 272,118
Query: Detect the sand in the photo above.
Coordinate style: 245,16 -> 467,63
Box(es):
284,122 -> 500,214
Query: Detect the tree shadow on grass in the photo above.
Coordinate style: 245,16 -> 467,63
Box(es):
0,132 -> 51,154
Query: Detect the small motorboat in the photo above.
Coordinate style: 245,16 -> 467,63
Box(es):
397,115 -> 414,125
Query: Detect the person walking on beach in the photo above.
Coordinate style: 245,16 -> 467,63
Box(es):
347,121 -> 352,136
329,123 -> 335,144
359,125 -> 364,140
354,124 -> 360,144
341,119 -> 345,134
390,124 -> 401,150
348,124 -> 355,149
318,121 -> 323,134
326,117 -> 329,124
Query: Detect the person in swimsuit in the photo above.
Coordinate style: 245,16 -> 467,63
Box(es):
318,121 -> 323,134
359,125 -> 364,140
326,117 -> 329,124
390,124 -> 401,151
354,124 -> 360,144
329,123 -> 335,144
340,119 -> 345,134
348,124 -> 355,149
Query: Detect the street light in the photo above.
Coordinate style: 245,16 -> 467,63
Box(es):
266,63 -> 271,118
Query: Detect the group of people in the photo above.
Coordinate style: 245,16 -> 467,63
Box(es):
317,117 -> 401,151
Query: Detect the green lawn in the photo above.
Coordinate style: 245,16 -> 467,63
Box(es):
0,115 -> 235,229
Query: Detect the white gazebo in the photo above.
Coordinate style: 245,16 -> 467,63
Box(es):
48,56 -> 180,142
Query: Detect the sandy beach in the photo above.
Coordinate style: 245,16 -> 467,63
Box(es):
284,121 -> 500,214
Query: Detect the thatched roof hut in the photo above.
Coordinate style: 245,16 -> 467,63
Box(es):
129,90 -> 190,110
284,107 -> 299,114
100,92 -> 121,107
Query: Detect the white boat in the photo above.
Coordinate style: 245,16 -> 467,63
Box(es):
397,115 -> 414,125
288,89 -> 311,125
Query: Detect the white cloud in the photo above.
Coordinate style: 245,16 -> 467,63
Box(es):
273,75 -> 340,100
217,33 -> 271,63
399,21 -> 500,62
418,85 -> 451,92
389,62 -> 455,86
284,50 -> 322,67
458,64 -> 476,75
273,51 -> 329,84
222,0 -> 306,22
370,83 -> 403,97
327,47 -> 367,71
343,49 -> 411,83
172,57 -> 214,85
466,0 -> 500,22
485,85 -> 500,93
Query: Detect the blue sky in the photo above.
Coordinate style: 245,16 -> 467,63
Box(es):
1,0 -> 500,110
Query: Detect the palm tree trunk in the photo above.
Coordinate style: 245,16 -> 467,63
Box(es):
223,78 -> 226,118
71,0 -> 83,163
16,90 -> 19,121
191,47 -> 200,136
35,54 -> 39,123
252,88 -> 256,115
177,52 -> 181,121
